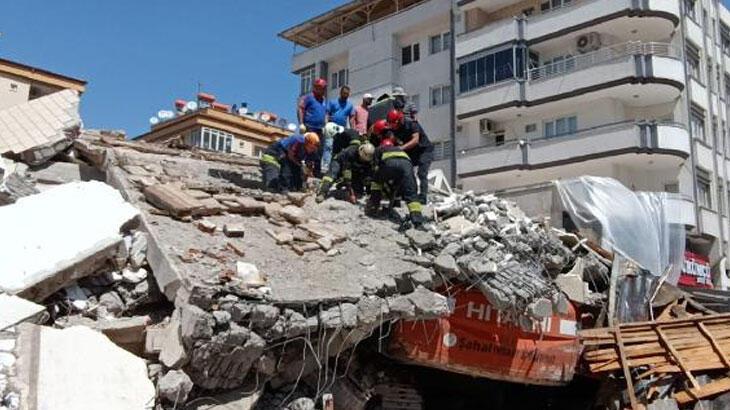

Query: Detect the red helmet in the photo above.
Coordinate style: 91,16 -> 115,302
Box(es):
380,137 -> 396,148
372,119 -> 389,136
314,78 -> 327,88
386,109 -> 404,129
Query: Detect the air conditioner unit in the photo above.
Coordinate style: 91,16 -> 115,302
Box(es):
479,118 -> 495,135
576,32 -> 601,53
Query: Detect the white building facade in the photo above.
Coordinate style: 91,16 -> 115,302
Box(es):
282,0 -> 730,271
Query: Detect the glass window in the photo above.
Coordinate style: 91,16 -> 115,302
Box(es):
458,46 -> 523,93
413,43 -> 420,62
544,121 -> 555,138
685,0 -> 696,21
299,66 -> 315,96
225,137 -> 232,153
218,133 -> 225,152
430,35 -> 442,54
443,32 -> 451,50
697,169 -> 712,208
544,115 -> 576,138
686,44 -> 701,81
402,43 -> 420,66
495,49 -> 513,82
202,130 -> 210,149
691,105 -> 706,142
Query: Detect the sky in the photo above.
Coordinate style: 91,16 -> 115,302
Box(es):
0,0 -> 347,137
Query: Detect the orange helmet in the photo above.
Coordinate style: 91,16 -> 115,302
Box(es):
372,119 -> 389,136
303,132 -> 320,153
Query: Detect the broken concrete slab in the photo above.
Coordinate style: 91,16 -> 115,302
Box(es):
144,183 -> 202,218
13,324 -> 155,409
158,369 -> 194,404
29,161 -> 105,187
0,181 -> 140,301
0,294 -> 45,330
223,223 -> 245,238
0,89 -> 81,166
55,315 -> 151,355
281,205 -> 307,225
160,310 -> 189,369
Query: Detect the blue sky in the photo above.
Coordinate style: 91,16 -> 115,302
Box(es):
0,1 -> 346,137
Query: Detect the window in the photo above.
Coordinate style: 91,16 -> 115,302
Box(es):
721,24 -> 730,56
690,104 -> 706,143
9,83 -> 18,92
686,44 -> 701,81
331,69 -> 348,90
685,0 -> 697,21
540,0 -> 572,13
544,116 -> 577,138
713,115 -> 719,147
458,46 -> 522,93
664,183 -> 679,193
402,43 -> 420,66
299,66 -> 315,96
193,127 -> 234,153
429,32 -> 451,55
430,85 -> 451,107
525,123 -> 537,133
433,141 -> 452,161
253,146 -> 265,158
707,58 -> 714,91
697,169 -> 712,209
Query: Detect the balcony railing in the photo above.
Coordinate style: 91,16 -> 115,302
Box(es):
459,120 -> 684,158
528,42 -> 680,82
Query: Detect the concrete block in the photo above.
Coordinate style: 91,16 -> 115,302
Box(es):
0,294 -> 45,331
0,182 -> 139,301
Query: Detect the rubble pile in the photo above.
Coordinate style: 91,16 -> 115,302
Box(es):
421,191 -> 575,323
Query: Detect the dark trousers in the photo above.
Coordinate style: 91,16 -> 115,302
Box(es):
261,162 -> 281,192
376,157 -> 419,206
410,147 -> 433,204
280,160 -> 304,192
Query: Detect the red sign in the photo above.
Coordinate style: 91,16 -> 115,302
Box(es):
679,251 -> 712,288
388,286 -> 581,386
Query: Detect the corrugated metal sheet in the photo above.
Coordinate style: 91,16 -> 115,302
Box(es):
0,89 -> 81,155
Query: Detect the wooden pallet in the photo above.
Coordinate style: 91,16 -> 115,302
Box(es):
580,313 -> 730,408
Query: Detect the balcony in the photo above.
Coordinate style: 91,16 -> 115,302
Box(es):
456,0 -> 680,59
457,121 -> 691,178
457,42 -> 684,120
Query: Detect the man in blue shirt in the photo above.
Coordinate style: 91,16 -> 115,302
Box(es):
297,78 -> 328,176
323,86 -> 355,171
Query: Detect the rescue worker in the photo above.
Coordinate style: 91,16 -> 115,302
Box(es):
297,78 -> 328,176
323,122 -> 362,159
365,140 -> 425,229
316,142 -> 376,203
368,119 -> 391,147
386,109 -> 433,205
260,132 -> 320,193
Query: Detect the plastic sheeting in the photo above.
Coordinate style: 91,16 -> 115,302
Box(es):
556,176 -> 685,286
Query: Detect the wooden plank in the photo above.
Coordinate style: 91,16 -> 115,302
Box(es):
674,377 -> 730,404
698,322 -> 730,369
656,326 -> 700,389
614,325 -> 639,410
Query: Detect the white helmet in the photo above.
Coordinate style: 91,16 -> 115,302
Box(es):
358,143 -> 375,162
323,122 -> 345,139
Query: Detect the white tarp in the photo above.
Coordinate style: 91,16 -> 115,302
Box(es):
556,176 -> 685,285
0,181 -> 139,295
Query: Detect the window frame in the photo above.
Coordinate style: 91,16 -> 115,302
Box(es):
402,42 -> 421,66
298,66 -> 316,96
697,168 -> 712,209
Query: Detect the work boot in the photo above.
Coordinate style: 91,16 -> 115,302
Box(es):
410,212 -> 426,229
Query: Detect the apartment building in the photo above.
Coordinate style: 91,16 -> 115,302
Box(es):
0,57 -> 86,110
282,0 -> 730,272
279,0 -> 455,177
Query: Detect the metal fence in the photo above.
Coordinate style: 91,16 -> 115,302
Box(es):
528,42 -> 680,82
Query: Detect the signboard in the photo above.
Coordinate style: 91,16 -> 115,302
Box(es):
679,251 -> 712,288
388,286 -> 581,386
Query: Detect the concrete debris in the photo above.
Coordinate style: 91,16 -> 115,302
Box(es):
158,369 -> 194,404
0,157 -> 37,205
236,262 -> 267,288
281,205 -> 307,225
12,324 -> 155,409
0,294 -> 45,330
160,310 -> 189,369
288,397 -> 315,410
0,181 -> 140,301
29,161 -> 104,188
223,223 -> 245,238
0,89 -> 81,165
197,219 -> 217,234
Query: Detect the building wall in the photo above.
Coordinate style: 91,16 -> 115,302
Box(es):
0,74 -> 31,110
289,0 -> 453,178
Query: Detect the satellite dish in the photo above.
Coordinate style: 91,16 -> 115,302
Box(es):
186,101 -> 198,111
149,117 -> 160,125
287,123 -> 297,132
158,110 -> 174,120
